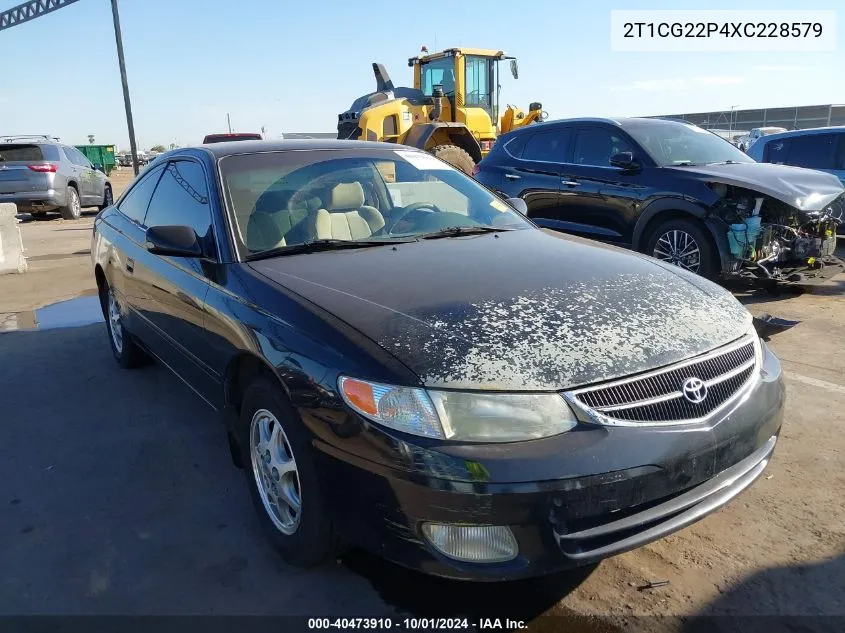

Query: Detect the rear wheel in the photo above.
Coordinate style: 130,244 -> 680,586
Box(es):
59,186 -> 81,220
644,217 -> 719,279
99,280 -> 149,368
430,144 -> 475,175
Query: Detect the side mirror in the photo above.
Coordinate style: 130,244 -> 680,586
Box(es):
506,197 -> 528,215
509,59 -> 519,80
93,163 -> 103,172
145,225 -> 203,258
610,151 -> 638,170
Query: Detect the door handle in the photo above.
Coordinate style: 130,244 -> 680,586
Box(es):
125,258 -> 134,273
562,180 -> 581,187
504,173 -> 521,180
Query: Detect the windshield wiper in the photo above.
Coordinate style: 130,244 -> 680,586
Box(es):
706,160 -> 745,165
246,237 -> 416,261
420,225 -> 515,240
672,160 -> 700,166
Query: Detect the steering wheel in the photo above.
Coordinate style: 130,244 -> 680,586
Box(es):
383,202 -> 443,234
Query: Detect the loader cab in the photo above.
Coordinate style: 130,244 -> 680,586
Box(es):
410,48 -> 512,140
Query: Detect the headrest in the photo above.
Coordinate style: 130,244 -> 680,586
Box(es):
328,182 -> 365,210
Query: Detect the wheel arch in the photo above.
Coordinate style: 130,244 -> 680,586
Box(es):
634,200 -> 729,274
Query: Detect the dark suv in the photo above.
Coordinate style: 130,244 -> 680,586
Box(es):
476,118 -> 843,284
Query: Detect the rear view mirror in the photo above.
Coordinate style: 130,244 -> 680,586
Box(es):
506,197 -> 527,214
610,151 -> 638,170
145,225 -> 203,258
510,59 -> 519,80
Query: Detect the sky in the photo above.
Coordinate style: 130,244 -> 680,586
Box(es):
0,0 -> 842,150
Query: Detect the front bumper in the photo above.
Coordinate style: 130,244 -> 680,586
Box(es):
316,345 -> 785,580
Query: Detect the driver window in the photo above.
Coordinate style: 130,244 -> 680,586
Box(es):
465,56 -> 491,109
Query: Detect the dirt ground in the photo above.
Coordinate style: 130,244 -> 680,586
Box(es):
0,183 -> 843,630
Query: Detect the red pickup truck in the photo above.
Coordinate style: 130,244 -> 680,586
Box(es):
202,133 -> 263,144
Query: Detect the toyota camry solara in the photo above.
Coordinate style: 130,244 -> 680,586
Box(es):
91,140 -> 784,581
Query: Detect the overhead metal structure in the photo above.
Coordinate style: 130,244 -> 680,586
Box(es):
1,0 -> 140,175
0,0 -> 81,32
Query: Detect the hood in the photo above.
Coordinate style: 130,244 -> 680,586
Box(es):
671,162 -> 845,211
249,229 -> 752,391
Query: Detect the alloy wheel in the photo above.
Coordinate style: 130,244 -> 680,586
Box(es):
70,189 -> 80,217
107,290 -> 123,353
250,408 -> 301,535
652,229 -> 701,272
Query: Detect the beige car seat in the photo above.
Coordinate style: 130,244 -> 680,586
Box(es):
310,182 -> 385,240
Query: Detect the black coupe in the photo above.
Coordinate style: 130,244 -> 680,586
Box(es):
91,140 -> 784,580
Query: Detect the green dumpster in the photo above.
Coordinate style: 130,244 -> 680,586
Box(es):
75,144 -> 117,175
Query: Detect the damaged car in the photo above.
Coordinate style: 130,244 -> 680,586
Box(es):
475,117 -> 843,285
92,140 -> 784,580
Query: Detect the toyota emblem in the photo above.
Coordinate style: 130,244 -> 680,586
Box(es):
682,377 -> 708,404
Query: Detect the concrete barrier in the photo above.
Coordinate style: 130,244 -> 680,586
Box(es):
0,203 -> 28,275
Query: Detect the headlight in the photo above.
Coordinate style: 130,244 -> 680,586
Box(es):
339,376 -> 577,442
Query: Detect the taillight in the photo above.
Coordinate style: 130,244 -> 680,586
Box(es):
471,163 -> 481,176
27,163 -> 58,173
480,140 -> 494,151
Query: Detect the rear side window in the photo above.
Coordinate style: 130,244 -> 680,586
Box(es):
144,160 -> 212,240
118,164 -> 166,224
521,129 -> 571,162
573,128 -> 633,167
764,138 -> 790,164
0,144 -> 59,162
785,134 -> 837,170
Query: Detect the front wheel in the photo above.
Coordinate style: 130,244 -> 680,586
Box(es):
430,144 -> 475,176
644,218 -> 719,279
98,184 -> 113,211
240,377 -> 335,567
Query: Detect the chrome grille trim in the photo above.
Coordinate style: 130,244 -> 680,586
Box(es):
564,334 -> 760,427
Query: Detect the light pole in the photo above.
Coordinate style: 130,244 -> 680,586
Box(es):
110,0 -> 140,176
728,105 -> 739,137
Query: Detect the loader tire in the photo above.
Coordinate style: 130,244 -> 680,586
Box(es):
430,144 -> 476,176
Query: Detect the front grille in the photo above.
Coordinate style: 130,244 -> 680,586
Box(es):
568,336 -> 757,425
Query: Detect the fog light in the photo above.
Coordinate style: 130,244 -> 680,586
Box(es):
421,523 -> 518,563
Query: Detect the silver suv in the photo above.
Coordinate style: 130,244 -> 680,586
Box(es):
0,135 -> 113,219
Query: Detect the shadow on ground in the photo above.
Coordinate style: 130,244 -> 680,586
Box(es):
0,324 -> 592,620
679,554 -> 845,633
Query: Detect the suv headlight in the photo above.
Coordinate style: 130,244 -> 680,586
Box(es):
339,376 -> 577,442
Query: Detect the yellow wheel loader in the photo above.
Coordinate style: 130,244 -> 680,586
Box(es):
336,47 -> 546,174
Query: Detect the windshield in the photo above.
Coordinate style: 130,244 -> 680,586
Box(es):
421,57 -> 456,96
625,121 -> 755,166
219,149 -> 530,257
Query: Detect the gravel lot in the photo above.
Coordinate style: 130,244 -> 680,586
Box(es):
0,181 -> 843,630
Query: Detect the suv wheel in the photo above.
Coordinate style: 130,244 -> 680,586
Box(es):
59,186 -> 81,220
98,184 -> 113,211
645,218 -> 718,279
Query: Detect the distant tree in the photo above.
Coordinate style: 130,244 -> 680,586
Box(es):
150,144 -> 166,153
88,134 -> 95,144
169,143 -> 177,150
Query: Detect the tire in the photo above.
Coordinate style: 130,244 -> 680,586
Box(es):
99,280 -> 149,368
644,217 -> 719,280
430,144 -> 476,175
98,184 -> 113,211
239,377 -> 335,568
59,186 -> 81,220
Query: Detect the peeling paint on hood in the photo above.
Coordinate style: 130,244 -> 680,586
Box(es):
670,161 -> 845,211
249,229 -> 753,391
